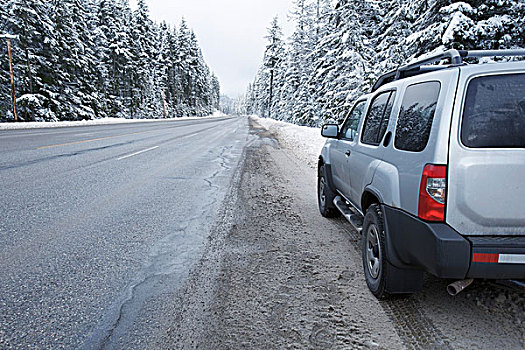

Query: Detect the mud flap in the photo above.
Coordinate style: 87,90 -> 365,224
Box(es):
385,261 -> 424,294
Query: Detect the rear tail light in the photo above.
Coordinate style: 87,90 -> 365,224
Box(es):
418,164 -> 447,222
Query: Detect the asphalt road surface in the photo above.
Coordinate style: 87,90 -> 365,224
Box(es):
0,117 -> 249,349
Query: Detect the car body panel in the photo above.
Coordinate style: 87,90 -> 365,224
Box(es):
379,69 -> 460,215
330,139 -> 353,197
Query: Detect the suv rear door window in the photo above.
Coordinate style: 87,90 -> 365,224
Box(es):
395,81 -> 441,152
361,91 -> 396,145
462,73 -> 525,148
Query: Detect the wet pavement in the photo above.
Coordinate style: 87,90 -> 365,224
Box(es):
0,117 -> 248,349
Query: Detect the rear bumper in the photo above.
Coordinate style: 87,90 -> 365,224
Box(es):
382,205 -> 525,280
467,236 -> 525,279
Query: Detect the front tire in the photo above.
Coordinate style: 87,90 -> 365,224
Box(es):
317,164 -> 340,218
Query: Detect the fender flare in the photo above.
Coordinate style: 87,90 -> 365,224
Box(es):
318,156 -> 337,192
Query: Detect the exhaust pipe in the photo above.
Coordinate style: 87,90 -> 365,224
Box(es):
447,279 -> 474,296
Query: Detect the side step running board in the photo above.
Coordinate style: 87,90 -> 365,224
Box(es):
333,196 -> 364,233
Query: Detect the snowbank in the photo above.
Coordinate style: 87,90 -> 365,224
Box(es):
251,115 -> 325,169
0,113 -> 226,130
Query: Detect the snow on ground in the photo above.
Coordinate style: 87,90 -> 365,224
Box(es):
0,111 -> 227,130
251,115 -> 325,169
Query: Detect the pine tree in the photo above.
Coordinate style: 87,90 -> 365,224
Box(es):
261,16 -> 285,118
155,21 -> 172,117
166,24 -> 181,116
174,18 -> 191,117
129,0 -> 155,118
95,0 -> 133,118
0,0 -> 219,122
285,0 -> 315,124
210,74 -> 220,110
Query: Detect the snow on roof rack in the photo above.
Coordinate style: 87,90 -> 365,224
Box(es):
371,49 -> 525,92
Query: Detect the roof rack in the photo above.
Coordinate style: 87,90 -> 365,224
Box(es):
371,49 -> 525,92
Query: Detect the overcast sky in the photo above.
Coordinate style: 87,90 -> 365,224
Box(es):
130,0 -> 293,97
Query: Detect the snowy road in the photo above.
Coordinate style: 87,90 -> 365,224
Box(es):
0,116 -> 249,349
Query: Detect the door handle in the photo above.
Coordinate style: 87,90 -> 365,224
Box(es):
345,150 -> 351,157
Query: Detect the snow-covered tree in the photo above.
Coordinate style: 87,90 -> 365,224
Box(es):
255,16 -> 286,118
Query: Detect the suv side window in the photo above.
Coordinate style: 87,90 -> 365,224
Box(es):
395,81 -> 441,152
361,91 -> 396,145
340,100 -> 366,140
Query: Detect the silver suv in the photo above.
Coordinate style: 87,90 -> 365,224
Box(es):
318,49 -> 525,299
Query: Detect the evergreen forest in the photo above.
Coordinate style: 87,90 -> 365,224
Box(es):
246,0 -> 525,126
0,0 -> 220,121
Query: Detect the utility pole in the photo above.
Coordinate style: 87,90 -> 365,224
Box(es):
268,67 -> 274,119
1,34 -> 19,122
267,56 -> 278,119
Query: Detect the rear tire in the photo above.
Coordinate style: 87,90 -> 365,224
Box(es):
317,164 -> 340,218
362,204 -> 422,299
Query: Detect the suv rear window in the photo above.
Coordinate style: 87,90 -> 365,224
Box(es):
395,81 -> 441,152
462,73 -> 525,148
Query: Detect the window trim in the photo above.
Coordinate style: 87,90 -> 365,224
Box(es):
339,99 -> 368,141
360,89 -> 396,146
393,80 -> 442,153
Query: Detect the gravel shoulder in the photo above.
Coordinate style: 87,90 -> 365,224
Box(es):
162,117 -> 524,349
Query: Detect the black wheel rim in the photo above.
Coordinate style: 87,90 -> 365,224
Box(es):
319,177 -> 326,208
366,223 -> 382,279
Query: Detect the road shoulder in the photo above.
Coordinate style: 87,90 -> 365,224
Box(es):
163,118 -> 403,349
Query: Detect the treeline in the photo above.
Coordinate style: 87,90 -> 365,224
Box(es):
219,95 -> 245,115
0,0 -> 220,121
246,0 -> 525,126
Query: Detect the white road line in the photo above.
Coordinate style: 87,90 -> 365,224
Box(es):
117,146 -> 159,161
184,131 -> 202,138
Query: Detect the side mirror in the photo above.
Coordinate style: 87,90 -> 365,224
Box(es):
321,124 -> 339,138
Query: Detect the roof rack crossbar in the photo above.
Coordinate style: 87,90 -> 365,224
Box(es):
459,49 -> 525,59
395,49 -> 463,79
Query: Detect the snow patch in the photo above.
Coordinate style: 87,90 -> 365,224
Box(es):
0,114 -> 224,130
440,2 -> 475,16
442,11 -> 471,45
252,116 -> 325,169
